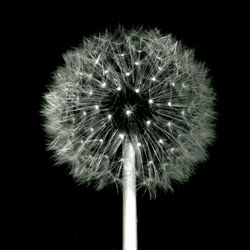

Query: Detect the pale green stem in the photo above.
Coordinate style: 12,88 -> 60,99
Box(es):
122,141 -> 137,250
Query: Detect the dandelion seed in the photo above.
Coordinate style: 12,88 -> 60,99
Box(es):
101,82 -> 107,88
126,110 -> 132,116
42,26 -> 217,196
119,133 -> 125,140
94,55 -> 100,65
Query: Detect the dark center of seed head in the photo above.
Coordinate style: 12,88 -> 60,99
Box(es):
103,86 -> 155,136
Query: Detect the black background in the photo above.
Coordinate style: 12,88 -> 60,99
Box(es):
6,2 -> 246,249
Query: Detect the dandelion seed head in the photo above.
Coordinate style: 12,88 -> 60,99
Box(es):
42,26 -> 217,196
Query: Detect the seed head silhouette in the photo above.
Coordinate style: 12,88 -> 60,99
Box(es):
42,27 -> 216,197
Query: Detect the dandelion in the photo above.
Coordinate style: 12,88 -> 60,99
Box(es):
41,26 -> 217,250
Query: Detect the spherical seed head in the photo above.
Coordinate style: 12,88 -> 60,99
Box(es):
42,26 -> 217,197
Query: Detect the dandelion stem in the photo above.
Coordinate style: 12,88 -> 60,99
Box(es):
122,141 -> 137,250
